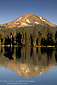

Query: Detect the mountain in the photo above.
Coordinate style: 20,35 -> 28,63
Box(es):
0,14 -> 56,28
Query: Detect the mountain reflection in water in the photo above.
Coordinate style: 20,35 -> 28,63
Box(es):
0,47 -> 57,78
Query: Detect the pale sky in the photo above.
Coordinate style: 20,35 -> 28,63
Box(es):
0,0 -> 57,25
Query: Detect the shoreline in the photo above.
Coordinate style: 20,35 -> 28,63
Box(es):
0,45 -> 56,48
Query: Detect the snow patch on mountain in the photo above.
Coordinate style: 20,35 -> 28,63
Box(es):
40,17 -> 45,21
35,22 -> 39,24
21,23 -> 28,26
26,19 -> 30,23
16,17 -> 22,22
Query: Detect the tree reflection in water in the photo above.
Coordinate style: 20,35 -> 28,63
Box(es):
0,47 -> 57,78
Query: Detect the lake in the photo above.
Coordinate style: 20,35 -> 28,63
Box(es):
0,47 -> 57,85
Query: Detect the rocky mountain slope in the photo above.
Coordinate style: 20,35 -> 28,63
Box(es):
0,14 -> 56,28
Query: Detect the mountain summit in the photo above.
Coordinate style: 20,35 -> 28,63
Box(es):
0,14 -> 56,28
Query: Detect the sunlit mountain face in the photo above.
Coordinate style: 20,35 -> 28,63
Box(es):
0,47 -> 57,78
0,14 -> 56,28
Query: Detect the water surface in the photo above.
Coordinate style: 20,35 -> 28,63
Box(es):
0,47 -> 57,85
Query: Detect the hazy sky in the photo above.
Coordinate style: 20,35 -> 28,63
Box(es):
0,0 -> 57,25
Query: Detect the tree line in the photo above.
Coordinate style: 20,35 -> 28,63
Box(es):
0,25 -> 57,46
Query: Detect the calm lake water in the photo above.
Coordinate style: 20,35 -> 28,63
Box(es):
0,47 -> 57,85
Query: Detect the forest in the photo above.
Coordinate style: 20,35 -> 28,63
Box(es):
0,25 -> 57,46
